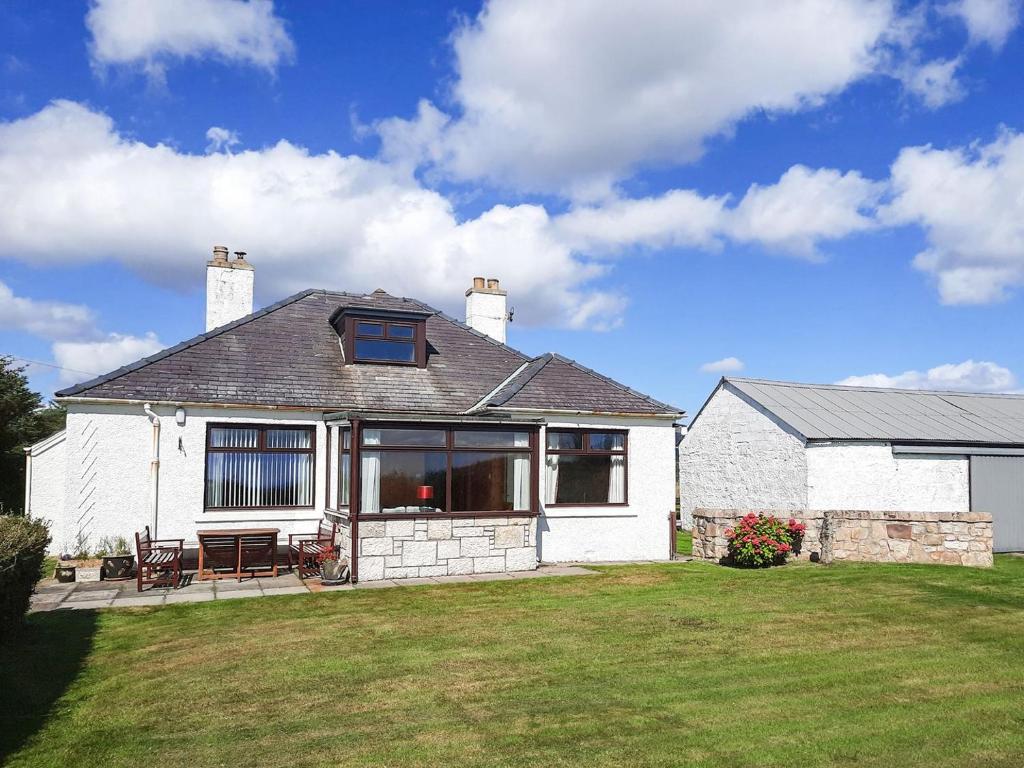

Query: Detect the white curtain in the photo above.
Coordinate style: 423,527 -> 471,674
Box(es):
361,429 -> 381,513
511,432 -> 531,510
608,455 -> 625,503
544,454 -> 560,505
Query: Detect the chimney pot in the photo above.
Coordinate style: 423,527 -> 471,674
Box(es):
487,278 -> 500,290
473,276 -> 485,289
233,250 -> 247,261
212,245 -> 229,262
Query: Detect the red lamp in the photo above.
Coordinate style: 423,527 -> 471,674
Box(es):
417,485 -> 434,501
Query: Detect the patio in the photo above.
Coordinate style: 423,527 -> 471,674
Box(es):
29,564 -> 600,611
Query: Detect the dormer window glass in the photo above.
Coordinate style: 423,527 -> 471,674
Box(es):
332,306 -> 429,367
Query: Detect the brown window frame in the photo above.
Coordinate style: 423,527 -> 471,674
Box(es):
336,427 -> 351,510
545,428 -> 628,507
204,423 -> 316,511
341,315 -> 427,367
348,423 -> 539,518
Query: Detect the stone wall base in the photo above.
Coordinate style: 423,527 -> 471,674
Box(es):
693,509 -> 993,568
355,516 -> 538,581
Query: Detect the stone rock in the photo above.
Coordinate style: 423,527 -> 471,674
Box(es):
418,565 -> 448,577
493,525 -> 524,549
505,546 -> 537,571
360,537 -> 392,556
427,519 -> 452,540
446,557 -> 474,575
460,536 -> 491,557
359,520 -> 386,537
886,523 -> 912,540
436,539 -> 461,560
360,556 -> 385,581
402,540 -> 438,567
473,555 -> 507,573
386,519 -> 415,538
385,566 -> 420,579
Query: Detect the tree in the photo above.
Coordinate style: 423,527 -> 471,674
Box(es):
0,357 -> 67,515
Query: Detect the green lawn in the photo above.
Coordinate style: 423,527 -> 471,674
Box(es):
4,557 -> 1024,767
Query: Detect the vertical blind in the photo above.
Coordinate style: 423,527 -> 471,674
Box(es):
206,426 -> 314,509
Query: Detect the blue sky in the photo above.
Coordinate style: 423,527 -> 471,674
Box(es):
1,0 -> 1023,417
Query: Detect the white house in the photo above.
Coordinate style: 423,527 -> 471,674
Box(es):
679,377 -> 1024,553
25,249 -> 681,580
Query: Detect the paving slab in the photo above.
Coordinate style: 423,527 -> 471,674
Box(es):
214,580 -> 262,591
468,572 -> 514,581
355,580 -> 398,589
73,581 -> 119,593
113,595 -> 165,607
35,583 -> 75,596
65,589 -> 118,602
307,582 -> 354,592
165,592 -> 215,604
507,570 -> 554,578
215,590 -> 262,600
65,598 -> 113,609
391,577 -> 440,586
259,575 -> 303,588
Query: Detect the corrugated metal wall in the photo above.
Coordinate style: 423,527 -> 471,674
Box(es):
971,456 -> 1024,552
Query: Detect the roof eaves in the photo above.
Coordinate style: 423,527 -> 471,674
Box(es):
55,289 -> 323,398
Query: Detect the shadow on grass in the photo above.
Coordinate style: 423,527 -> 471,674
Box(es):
0,609 -> 98,761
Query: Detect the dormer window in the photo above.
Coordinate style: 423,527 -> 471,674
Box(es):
331,306 -> 429,367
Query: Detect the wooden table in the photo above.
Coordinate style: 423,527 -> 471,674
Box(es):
196,528 -> 280,581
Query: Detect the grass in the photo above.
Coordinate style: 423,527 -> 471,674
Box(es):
3,557 -> 1024,767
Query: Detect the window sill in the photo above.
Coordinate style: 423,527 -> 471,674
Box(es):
197,509 -> 323,523
355,510 -> 539,521
542,505 -> 636,519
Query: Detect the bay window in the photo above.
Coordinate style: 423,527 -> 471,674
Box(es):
355,426 -> 534,514
205,425 -> 315,509
545,429 -> 627,505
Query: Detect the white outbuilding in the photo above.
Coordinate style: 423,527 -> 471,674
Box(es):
680,377 -> 1024,552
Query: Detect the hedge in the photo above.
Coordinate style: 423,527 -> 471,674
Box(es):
0,515 -> 50,638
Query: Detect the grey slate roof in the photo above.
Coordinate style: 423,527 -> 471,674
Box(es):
722,377 -> 1024,445
56,289 -> 677,416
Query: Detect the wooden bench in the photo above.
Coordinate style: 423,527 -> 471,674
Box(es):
288,519 -> 338,579
135,526 -> 184,592
196,529 -> 280,581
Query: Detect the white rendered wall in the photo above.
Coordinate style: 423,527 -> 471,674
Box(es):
61,403 -> 327,551
679,384 -> 807,523
206,265 -> 254,331
806,442 -> 969,512
465,290 -> 507,343
26,433 -> 67,553
533,414 -> 676,562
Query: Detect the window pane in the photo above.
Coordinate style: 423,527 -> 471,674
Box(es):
361,450 -> 447,513
209,427 -> 258,448
265,428 -> 312,449
454,430 -> 530,448
452,452 -> 531,512
546,431 -> 582,451
548,454 -> 626,504
588,432 -> 625,451
388,324 -> 415,339
354,338 -> 415,362
338,453 -> 350,507
356,321 -> 384,337
206,451 -> 312,508
341,429 -> 351,449
368,428 -> 446,447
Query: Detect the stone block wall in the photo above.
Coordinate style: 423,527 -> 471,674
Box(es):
692,509 -> 993,568
826,510 -> 992,567
355,516 -> 537,581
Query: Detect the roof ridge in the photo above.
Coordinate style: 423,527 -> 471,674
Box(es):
56,289 -> 322,397
484,353 -> 554,408
547,353 -> 683,414
725,375 -> 1024,400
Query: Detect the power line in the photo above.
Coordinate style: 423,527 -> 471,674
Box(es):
2,354 -> 100,377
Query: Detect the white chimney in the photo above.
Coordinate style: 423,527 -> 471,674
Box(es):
465,276 -> 508,343
206,246 -> 254,331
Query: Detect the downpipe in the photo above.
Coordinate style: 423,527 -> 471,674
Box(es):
143,403 -> 161,537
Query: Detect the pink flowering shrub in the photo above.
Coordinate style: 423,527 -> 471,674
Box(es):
724,513 -> 806,567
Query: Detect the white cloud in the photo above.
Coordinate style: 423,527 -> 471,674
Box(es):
699,357 -> 745,374
729,166 -> 883,257
0,280 -> 98,341
86,0 -> 294,80
377,0 -> 988,198
883,130 -> 1024,304
205,126 -> 240,154
0,100 -> 633,331
895,56 -> 966,108
53,332 -> 164,386
838,360 -> 1018,392
945,0 -> 1021,48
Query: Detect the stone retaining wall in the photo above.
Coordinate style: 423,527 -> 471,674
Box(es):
693,509 -> 993,568
355,516 -> 537,581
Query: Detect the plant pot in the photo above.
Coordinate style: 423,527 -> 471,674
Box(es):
100,554 -> 135,581
55,565 -> 76,583
320,559 -> 349,585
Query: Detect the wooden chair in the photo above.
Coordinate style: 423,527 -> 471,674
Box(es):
135,526 -> 184,592
288,519 -> 338,579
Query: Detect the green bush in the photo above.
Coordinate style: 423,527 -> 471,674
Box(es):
0,515 -> 50,638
